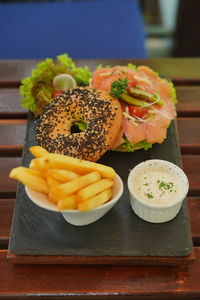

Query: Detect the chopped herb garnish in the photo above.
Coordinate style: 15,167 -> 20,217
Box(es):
110,78 -> 128,98
145,193 -> 153,199
154,180 -> 175,197
158,181 -> 174,192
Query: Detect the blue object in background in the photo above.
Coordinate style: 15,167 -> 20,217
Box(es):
0,0 -> 147,59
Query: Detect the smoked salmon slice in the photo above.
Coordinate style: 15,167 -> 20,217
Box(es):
91,65 -> 177,151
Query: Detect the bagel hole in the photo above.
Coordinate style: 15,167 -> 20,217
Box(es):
71,121 -> 87,134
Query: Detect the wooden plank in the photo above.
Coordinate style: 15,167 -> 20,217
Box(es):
0,88 -> 27,118
0,157 -> 22,198
1,59 -> 200,86
7,250 -> 195,266
0,120 -> 26,156
0,199 -> 14,248
176,86 -> 200,117
188,197 -> 200,237
188,197 -> 200,245
177,118 -> 200,153
0,60 -> 39,86
182,155 -> 200,196
0,248 -> 200,298
178,118 -> 200,145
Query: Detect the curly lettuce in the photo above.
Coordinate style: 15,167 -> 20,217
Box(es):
73,66 -> 91,86
127,63 -> 137,70
96,64 -> 111,69
96,63 -> 137,70
20,54 -> 92,116
168,81 -> 178,104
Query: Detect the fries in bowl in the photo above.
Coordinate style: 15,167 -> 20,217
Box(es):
9,146 -> 123,225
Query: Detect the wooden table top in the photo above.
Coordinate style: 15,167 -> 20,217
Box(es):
0,58 -> 200,299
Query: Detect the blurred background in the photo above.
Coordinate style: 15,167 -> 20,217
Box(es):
141,0 -> 179,57
141,0 -> 199,58
0,0 -> 199,59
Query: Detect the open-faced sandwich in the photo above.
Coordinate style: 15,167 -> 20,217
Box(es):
91,64 -> 177,152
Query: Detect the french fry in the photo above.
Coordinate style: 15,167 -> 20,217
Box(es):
49,171 -> 101,202
78,188 -> 112,212
29,146 -> 49,158
46,175 -> 62,189
77,179 -> 114,203
57,194 -> 77,210
9,166 -> 43,178
48,169 -> 80,182
29,158 -> 41,170
35,153 -> 115,179
9,167 -> 49,194
40,169 -> 50,179
48,187 -> 62,204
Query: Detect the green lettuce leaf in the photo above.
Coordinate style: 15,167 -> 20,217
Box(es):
96,63 -> 136,70
127,63 -> 137,70
57,53 -> 75,70
168,81 -> 178,104
113,138 -> 153,152
96,64 -> 111,69
20,77 -> 36,112
73,66 -> 91,86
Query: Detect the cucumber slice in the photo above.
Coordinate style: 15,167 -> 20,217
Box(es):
121,93 -> 149,107
129,88 -> 164,106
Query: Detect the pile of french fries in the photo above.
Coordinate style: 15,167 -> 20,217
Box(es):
9,146 -> 116,212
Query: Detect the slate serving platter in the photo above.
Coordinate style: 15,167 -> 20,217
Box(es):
8,113 -> 194,265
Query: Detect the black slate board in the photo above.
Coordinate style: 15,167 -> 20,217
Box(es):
8,114 -> 193,259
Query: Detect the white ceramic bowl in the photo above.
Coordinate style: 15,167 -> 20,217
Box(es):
128,159 -> 189,223
25,173 -> 123,226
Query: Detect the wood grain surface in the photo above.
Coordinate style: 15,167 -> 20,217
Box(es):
0,249 -> 200,299
0,58 -> 200,299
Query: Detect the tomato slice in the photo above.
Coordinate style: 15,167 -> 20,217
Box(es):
126,79 -> 137,91
129,105 -> 148,118
52,91 -> 62,98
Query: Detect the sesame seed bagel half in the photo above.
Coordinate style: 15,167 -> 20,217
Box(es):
36,87 -> 122,162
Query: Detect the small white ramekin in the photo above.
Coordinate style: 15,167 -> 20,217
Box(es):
128,159 -> 189,223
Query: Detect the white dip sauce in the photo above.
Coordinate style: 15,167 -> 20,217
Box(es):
133,168 -> 181,206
